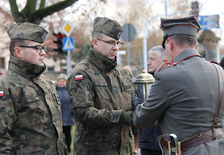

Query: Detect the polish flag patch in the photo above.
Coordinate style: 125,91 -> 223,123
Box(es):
75,75 -> 83,81
0,90 -> 4,96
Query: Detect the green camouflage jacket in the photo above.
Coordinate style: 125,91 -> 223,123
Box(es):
0,56 -> 67,155
67,47 -> 135,155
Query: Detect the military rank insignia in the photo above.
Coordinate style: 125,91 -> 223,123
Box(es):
0,90 -> 4,96
75,75 -> 83,81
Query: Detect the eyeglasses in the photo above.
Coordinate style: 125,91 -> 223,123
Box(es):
19,45 -> 46,54
96,38 -> 123,48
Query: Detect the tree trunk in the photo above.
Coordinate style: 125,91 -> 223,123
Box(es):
202,43 -> 219,62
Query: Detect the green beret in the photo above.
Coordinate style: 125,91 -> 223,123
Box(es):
93,17 -> 123,40
160,16 -> 201,48
6,22 -> 48,43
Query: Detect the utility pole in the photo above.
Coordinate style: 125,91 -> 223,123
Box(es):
191,1 -> 199,18
164,0 -> 168,17
143,0 -> 168,71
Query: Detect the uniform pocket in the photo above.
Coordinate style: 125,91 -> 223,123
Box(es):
26,96 -> 40,103
121,80 -> 134,94
94,81 -> 107,86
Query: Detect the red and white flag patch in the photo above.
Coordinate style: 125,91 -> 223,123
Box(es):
0,90 -> 4,96
75,75 -> 83,81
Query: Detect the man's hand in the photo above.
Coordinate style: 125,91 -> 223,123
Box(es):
119,111 -> 133,125
135,88 -> 144,99
131,95 -> 145,111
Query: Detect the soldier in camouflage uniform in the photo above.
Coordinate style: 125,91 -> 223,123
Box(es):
67,17 -> 134,155
0,22 -> 67,154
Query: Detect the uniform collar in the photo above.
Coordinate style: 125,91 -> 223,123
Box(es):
87,46 -> 117,72
173,49 -> 200,64
157,49 -> 202,72
8,56 -> 46,79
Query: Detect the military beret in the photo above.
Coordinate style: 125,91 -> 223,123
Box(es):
160,16 -> 201,48
6,22 -> 48,43
93,17 -> 123,40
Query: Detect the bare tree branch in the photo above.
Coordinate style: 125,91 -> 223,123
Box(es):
8,0 -> 20,20
39,0 -> 45,9
32,0 -> 78,24
9,0 -> 78,24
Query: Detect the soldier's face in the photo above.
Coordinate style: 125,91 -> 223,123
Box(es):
19,40 -> 46,66
147,53 -> 163,73
93,35 -> 119,60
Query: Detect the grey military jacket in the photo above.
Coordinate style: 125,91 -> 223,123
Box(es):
67,48 -> 134,155
134,49 -> 224,155
0,56 -> 67,155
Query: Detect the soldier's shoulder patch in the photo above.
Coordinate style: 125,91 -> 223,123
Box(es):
0,90 -> 4,96
75,74 -> 84,81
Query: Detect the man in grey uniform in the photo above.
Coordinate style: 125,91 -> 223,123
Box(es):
133,16 -> 224,155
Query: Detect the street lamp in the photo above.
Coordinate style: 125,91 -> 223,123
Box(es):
134,70 -> 155,100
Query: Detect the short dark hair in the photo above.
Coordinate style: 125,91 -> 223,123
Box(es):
9,39 -> 27,55
169,35 -> 197,48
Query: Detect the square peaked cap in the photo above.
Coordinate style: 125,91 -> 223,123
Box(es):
93,17 -> 123,40
6,22 -> 48,43
160,16 -> 201,48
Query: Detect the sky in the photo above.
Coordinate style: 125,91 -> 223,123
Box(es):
199,0 -> 224,45
155,0 -> 224,45
200,0 -> 224,15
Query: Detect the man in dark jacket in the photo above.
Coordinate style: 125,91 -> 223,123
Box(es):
134,16 -> 224,155
67,17 -> 134,155
138,45 -> 167,155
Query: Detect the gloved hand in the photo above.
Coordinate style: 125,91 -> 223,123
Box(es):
135,87 -> 144,99
119,111 -> 133,125
131,95 -> 145,111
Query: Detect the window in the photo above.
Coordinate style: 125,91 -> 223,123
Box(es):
0,57 -> 5,69
48,66 -> 54,72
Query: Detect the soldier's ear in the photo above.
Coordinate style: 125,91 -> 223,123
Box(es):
92,38 -> 98,48
167,37 -> 173,50
163,58 -> 168,63
13,46 -> 23,58
195,42 -> 198,50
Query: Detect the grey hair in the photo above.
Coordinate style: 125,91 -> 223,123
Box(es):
148,45 -> 166,61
